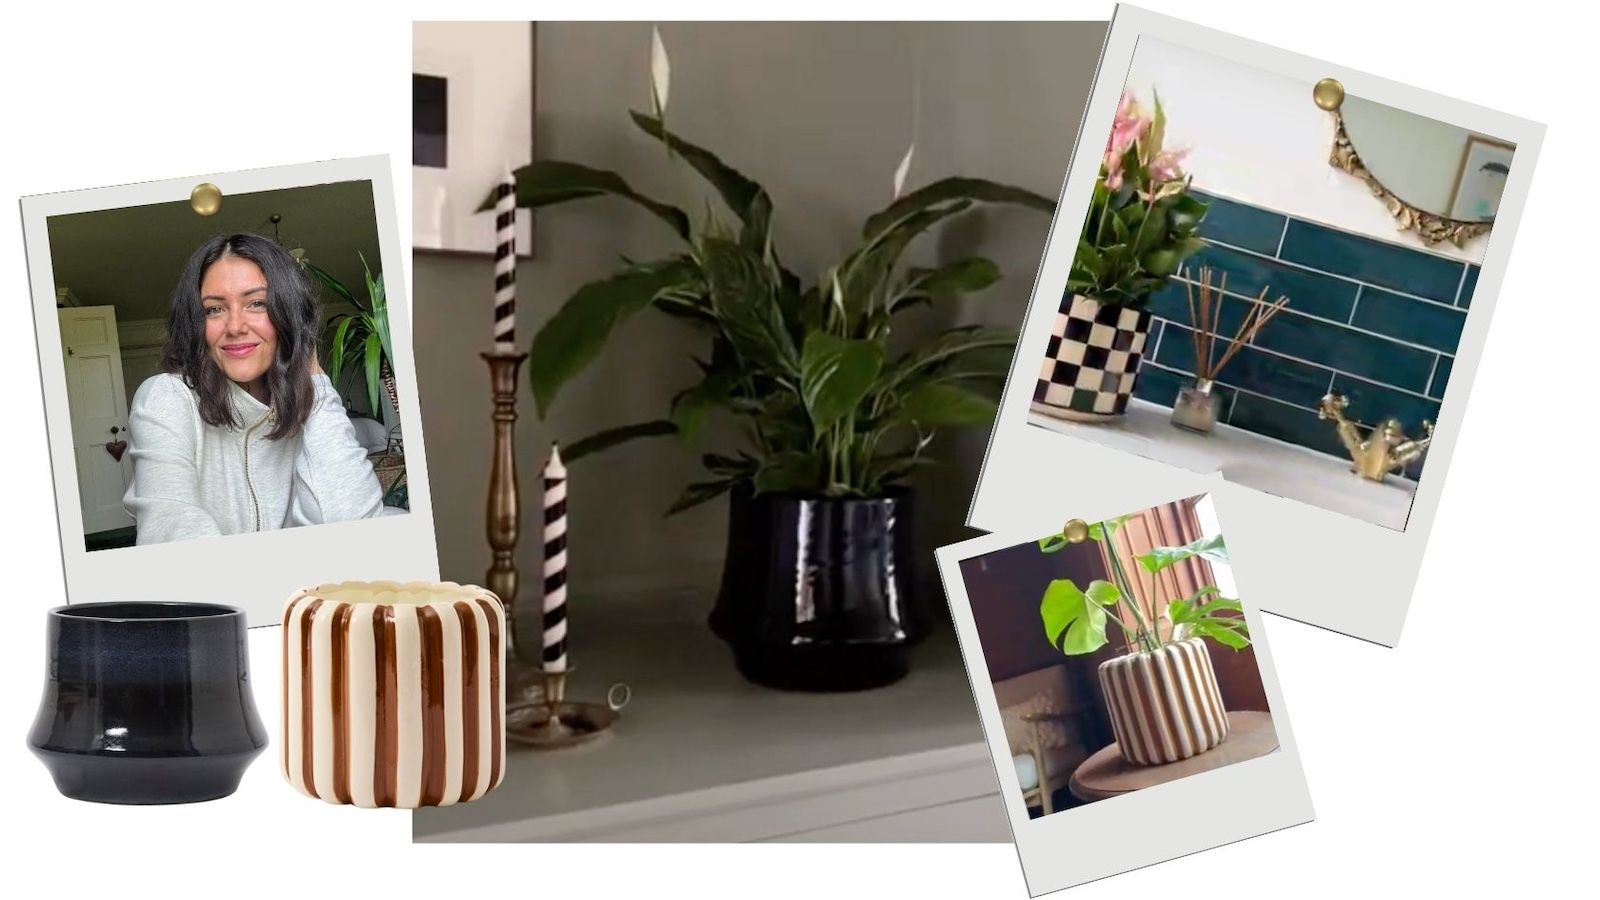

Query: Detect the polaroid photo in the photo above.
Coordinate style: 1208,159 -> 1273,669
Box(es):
936,487 -> 1311,895
971,4 -> 1545,645
22,156 -> 438,624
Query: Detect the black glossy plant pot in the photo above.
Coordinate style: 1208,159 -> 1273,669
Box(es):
27,602 -> 268,804
710,488 -> 922,692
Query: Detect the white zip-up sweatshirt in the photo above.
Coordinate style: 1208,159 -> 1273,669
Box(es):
123,372 -> 385,545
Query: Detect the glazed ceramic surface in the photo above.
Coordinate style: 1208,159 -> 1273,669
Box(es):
1034,293 -> 1152,421
710,488 -> 921,692
1096,637 -> 1229,766
281,581 -> 506,808
28,602 -> 268,804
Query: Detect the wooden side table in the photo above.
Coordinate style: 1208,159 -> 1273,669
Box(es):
1068,710 -> 1278,802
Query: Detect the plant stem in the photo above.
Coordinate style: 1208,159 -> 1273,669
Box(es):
1103,530 -> 1157,652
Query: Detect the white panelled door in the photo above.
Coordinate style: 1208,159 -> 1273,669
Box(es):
59,306 -> 135,535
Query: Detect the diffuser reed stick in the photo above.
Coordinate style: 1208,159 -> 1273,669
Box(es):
1181,266 -> 1289,381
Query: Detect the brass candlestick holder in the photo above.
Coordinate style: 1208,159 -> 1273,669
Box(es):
506,667 -> 631,750
481,350 -> 544,706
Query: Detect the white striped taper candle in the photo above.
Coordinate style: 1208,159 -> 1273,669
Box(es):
1096,638 -> 1230,766
492,166 -> 516,353
542,444 -> 568,673
281,581 -> 506,808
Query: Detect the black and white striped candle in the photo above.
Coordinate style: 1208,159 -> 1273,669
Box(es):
492,167 -> 516,353
541,444 -> 568,673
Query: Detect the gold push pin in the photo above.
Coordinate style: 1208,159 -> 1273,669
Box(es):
1312,77 -> 1344,111
190,182 -> 222,216
1061,518 -> 1090,544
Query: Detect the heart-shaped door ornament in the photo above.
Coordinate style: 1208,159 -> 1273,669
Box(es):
106,440 -> 128,462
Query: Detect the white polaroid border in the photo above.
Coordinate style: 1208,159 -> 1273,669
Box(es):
935,481 -> 1313,896
970,4 -> 1545,646
22,155 -> 438,626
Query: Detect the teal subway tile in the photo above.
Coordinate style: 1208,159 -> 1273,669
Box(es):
1181,243 -> 1358,322
1279,220 -> 1464,303
1154,320 -> 1332,409
1244,310 -> 1435,393
1458,265 -> 1480,308
1429,356 -> 1453,400
1329,375 -> 1440,435
1350,287 -> 1466,354
1190,190 -> 1286,255
1226,393 -> 1349,459
1132,361 -> 1184,407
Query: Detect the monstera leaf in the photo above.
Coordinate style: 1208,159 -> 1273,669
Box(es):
1040,578 -> 1121,655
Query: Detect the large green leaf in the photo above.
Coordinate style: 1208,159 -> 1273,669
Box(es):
896,383 -> 997,428
305,261 -> 359,308
800,332 -> 884,431
527,258 -> 699,415
480,160 -> 691,241
666,478 -> 739,515
669,369 -> 739,442
565,420 -> 679,464
363,333 -> 381,414
701,238 -> 798,377
1040,578 -> 1119,655
839,201 -> 980,324
861,177 -> 1056,244
890,257 -> 1002,313
1136,533 -> 1229,575
629,111 -> 764,226
877,326 -> 1017,395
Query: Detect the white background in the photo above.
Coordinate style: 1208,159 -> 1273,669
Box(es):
0,2 -> 1593,898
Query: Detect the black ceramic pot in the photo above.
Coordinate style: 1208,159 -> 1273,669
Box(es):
28,602 -> 268,804
710,487 -> 922,692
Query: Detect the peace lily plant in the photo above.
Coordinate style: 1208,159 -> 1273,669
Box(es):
1038,515 -> 1250,657
487,31 -> 1056,511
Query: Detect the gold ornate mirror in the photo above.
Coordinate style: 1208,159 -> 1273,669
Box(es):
1314,78 -> 1514,248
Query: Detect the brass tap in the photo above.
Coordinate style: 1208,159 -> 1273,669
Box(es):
1317,391 -> 1433,482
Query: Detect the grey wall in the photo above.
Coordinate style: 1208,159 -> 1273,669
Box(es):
414,21 -> 1104,624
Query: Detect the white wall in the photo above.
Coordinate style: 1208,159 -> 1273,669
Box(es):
1121,36 -> 1490,263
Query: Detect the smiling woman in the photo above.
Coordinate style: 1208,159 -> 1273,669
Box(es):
123,233 -> 385,544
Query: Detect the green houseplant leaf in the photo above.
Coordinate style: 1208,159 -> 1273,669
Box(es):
528,258 -> 700,415
629,111 -> 765,229
565,420 -> 679,464
895,383 -> 996,428
862,177 -> 1056,243
800,332 -> 884,431
483,160 -> 692,240
1040,578 -> 1120,655
701,238 -> 798,376
1135,533 -> 1229,575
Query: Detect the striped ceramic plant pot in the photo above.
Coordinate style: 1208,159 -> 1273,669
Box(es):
1033,293 -> 1152,421
281,581 -> 506,808
1097,638 -> 1229,766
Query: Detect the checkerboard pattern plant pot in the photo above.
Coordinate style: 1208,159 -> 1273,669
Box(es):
1033,294 -> 1152,421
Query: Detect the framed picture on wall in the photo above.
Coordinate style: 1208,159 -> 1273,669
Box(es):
412,21 -> 536,258
1448,135 -> 1515,222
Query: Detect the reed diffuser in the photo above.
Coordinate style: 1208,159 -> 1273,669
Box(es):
1171,266 -> 1289,433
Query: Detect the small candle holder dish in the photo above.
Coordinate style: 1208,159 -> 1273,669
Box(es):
507,667 -> 631,750
28,602 -> 268,804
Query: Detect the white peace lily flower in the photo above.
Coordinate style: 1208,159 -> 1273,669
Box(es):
892,142 -> 915,199
650,27 -> 671,115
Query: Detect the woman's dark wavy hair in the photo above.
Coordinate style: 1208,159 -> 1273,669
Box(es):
161,233 -> 320,440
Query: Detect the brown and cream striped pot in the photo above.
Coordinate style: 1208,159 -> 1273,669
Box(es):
281,581 -> 507,808
1097,638 -> 1229,766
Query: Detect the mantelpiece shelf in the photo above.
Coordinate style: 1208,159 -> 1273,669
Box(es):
411,585 -> 1003,843
1029,398 -> 1417,531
